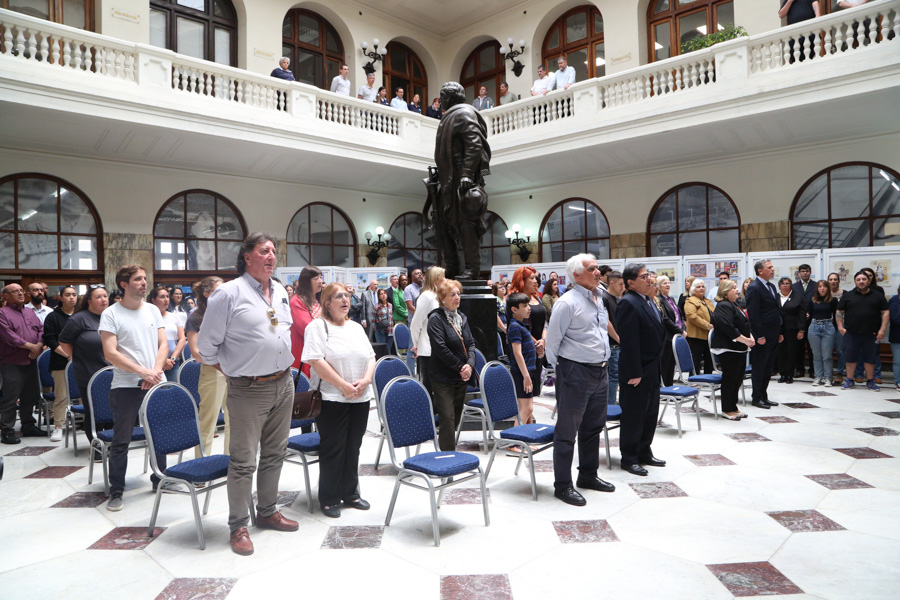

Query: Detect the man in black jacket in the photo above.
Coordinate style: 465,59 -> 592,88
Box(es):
617,264 -> 666,476
746,260 -> 783,409
792,264 -> 816,377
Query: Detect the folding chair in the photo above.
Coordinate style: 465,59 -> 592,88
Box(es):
673,335 -> 722,419
63,362 -> 84,454
284,422 -> 320,513
603,404 -> 622,470
373,355 -> 411,469
141,382 -> 232,550
658,382 -> 701,438
381,376 -> 490,546
392,322 -> 415,376
36,349 -> 54,435
480,362 -> 554,500
455,348 -> 490,452
86,367 -> 149,494
496,332 -> 509,365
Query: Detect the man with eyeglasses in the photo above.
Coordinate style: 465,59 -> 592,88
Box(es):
0,283 -> 46,443
198,232 -> 297,556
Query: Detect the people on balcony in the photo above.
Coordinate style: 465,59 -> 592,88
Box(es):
270,57 -> 295,81
499,82 -> 518,105
426,97 -> 442,119
779,0 -> 822,24
553,56 -> 575,91
376,86 -> 390,106
408,93 -> 422,113
472,86 -> 493,110
531,65 -> 553,96
330,64 -> 351,96
390,87 -> 409,110
357,72 -> 377,102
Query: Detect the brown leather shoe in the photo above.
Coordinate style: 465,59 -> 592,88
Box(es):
230,527 -> 254,556
256,510 -> 299,532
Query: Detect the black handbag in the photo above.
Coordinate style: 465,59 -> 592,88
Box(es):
292,320 -> 328,421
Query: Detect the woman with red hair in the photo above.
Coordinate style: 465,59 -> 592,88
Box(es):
508,266 -> 547,403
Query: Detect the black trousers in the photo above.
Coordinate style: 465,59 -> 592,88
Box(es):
778,329 -> 799,377
795,333 -> 811,375
552,357 -> 608,489
718,351 -> 746,413
109,387 -> 167,494
417,355 -> 432,396
661,339 -> 676,387
317,400 -> 369,507
619,360 -> 661,466
688,337 -> 713,374
431,379 -> 466,451
750,332 -> 779,402
0,362 -> 41,433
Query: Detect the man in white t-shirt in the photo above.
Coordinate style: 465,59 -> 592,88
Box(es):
531,65 -> 554,96
329,64 -> 351,96
357,72 -> 377,102
99,264 -> 169,512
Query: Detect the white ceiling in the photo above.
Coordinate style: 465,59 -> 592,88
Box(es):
353,0 -> 525,36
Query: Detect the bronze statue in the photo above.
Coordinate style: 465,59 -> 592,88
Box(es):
423,81 -> 491,280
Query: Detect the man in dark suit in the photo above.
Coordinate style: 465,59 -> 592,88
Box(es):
746,259 -> 783,409
791,264 -> 815,377
617,263 -> 666,476
360,280 -> 378,341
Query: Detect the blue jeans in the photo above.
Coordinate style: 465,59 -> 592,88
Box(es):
893,343 -> 900,385
374,330 -> 393,352
608,345 -> 620,405
808,320 -> 835,381
833,327 -> 845,376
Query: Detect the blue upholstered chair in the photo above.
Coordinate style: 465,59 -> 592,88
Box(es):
456,348 -> 490,452
291,370 -> 315,430
284,425 -> 320,513
480,361 -> 555,500
603,404 -> 622,470
140,382 -> 231,550
373,355 -> 411,469
87,366 -> 148,493
176,359 -> 201,403
673,335 -> 723,419
381,376 -> 490,546
392,322 -> 415,376
658,383 -> 701,438
63,362 -> 84,454
36,348 -> 54,435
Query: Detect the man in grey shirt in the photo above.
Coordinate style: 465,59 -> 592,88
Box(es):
546,253 -> 615,507
330,64 -> 351,96
357,72 -> 378,102
198,232 -> 298,556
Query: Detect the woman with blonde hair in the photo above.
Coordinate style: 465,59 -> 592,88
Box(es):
409,266 -> 446,394
678,275 -> 696,321
737,277 -> 753,309
684,278 -> 715,374
711,279 -> 754,420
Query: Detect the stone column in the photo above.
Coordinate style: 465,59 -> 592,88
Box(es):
741,221 -> 790,252
610,232 -> 646,259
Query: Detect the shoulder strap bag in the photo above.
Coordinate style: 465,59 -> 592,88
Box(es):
292,321 -> 327,420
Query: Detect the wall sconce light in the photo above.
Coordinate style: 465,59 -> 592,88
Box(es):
505,223 -> 532,262
499,38 -> 526,77
365,226 -> 391,265
360,39 -> 386,75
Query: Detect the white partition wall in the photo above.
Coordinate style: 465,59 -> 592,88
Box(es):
348,267 -> 403,292
626,256 -> 684,288
681,253 -> 748,296
822,247 -> 900,291
747,250 -> 823,285
276,266 -> 368,289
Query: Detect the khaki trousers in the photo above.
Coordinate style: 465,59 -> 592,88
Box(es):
194,364 -> 229,458
50,370 -> 69,426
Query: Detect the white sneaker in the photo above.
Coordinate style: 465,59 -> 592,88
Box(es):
50,428 -> 63,442
811,379 -> 821,387
825,379 -> 834,387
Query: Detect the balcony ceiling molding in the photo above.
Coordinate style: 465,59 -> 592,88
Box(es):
350,0 -> 528,38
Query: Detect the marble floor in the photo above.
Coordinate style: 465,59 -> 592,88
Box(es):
2,376 -> 899,600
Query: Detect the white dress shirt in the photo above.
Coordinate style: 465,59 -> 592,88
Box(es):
330,75 -> 351,96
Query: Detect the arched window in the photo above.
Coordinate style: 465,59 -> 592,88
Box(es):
387,212 -> 437,273
0,0 -> 94,30
281,8 -> 344,89
384,42 -> 428,107
481,211 -> 511,269
791,162 -> 900,249
648,0 -> 734,62
540,199 -> 610,262
460,41 -> 506,105
149,0 -> 237,66
286,202 -> 357,268
0,173 -> 102,274
542,5 -> 606,81
153,190 -> 246,275
647,183 -> 740,256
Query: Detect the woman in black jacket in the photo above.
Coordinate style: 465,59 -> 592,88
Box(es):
41,286 -> 78,442
777,277 -> 805,383
711,280 -> 755,420
426,279 -> 476,451
657,276 -> 686,386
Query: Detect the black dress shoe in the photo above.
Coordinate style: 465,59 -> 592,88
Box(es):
1,431 -> 21,445
342,498 -> 371,510
576,476 -> 615,493
321,504 -> 342,518
640,456 -> 666,467
785,377 -> 794,384
554,486 -> 587,506
20,426 -> 45,437
751,400 -> 771,409
622,463 -> 648,476
766,400 -> 779,406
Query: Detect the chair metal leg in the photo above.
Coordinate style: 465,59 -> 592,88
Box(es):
437,477 -> 450,507
427,480 -> 441,547
202,485 -> 213,515
604,427 -> 612,470
88,440 -> 97,484
480,416 -> 489,454
143,446 -> 149,474
658,402 -> 669,426
484,446 -> 499,482
675,402 -> 684,438
100,443 -> 110,495
302,458 -> 314,513
454,411 -> 465,446
694,398 -> 702,431
526,450 -> 538,501
187,485 -> 206,550
384,478 -> 402,526
479,470 -> 491,526
148,487 -> 164,536
374,424 -> 385,469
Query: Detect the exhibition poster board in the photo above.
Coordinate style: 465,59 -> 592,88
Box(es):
681,253 -> 747,296
746,250 -> 823,285
275,266 -> 355,289
491,259 -> 625,289
626,256 -> 683,288
822,247 -> 900,291
348,267 -> 402,292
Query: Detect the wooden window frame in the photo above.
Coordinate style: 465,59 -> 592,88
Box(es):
383,41 -> 428,108
539,198 -> 611,262
0,0 -> 94,30
646,182 -> 741,256
541,5 -> 606,80
647,0 -> 733,63
460,41 -> 506,104
387,212 -> 436,274
281,8 -> 344,90
150,0 -> 238,67
285,202 -> 358,268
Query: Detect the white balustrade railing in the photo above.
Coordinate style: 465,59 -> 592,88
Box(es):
170,58 -> 292,112
748,0 -> 898,73
316,97 -> 401,135
487,91 -> 575,135
0,9 -> 136,80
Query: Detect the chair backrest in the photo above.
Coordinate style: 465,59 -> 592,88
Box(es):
480,361 -> 520,425
87,367 -> 115,425
392,322 -> 411,352
65,361 -> 81,402
37,349 -> 54,388
381,377 -> 436,453
176,358 -> 202,405
496,332 -> 505,357
673,335 -> 695,374
181,343 -> 192,361
707,330 -> 721,370
467,348 -> 488,393
141,382 -> 203,475
295,371 -> 311,393
374,355 -> 411,403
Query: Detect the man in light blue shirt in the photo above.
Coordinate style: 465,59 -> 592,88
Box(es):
553,56 -> 576,91
390,87 -> 409,110
329,64 -> 351,96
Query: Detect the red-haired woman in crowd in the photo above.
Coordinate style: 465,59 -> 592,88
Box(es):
508,266 -> 547,399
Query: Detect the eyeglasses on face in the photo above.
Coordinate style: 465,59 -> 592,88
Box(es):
637,273 -> 651,280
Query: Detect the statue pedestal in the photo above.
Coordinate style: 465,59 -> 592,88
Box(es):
458,279 -> 498,363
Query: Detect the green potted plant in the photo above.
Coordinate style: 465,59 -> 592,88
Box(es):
681,24 -> 748,54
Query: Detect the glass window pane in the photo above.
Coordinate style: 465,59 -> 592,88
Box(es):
709,229 -> 739,253
309,204 -> 331,244
793,223 -> 829,250
177,0 -> 205,10
62,0 -> 87,29
60,188 -> 97,234
594,42 -> 606,78
61,235 -> 96,270
325,24 -> 341,54
333,245 -> 353,268
155,238 -> 182,270
297,14 -> 319,46
874,218 -> 900,247
150,10 -> 167,49
547,27 -> 560,51
9,0 -> 49,20
678,0 -> 702,6
654,22 -> 671,61
493,246 -> 511,265
187,239 -> 216,270
650,233 -> 677,256
830,165 -> 870,219
0,233 -> 14,268
567,47 -> 588,84
651,194 -> 677,233
413,60 -> 423,80
564,240 -> 585,258
214,28 -> 231,65
716,1 -> 735,31
186,193 -> 216,239
585,205 -> 609,238
387,248 -> 404,267
678,186 -> 707,231
332,211 -> 352,245
564,201 -> 588,239
404,215 -> 422,249
793,174 -> 828,221
654,0 -> 670,13
566,11 -> 588,44
295,49 -> 319,86
326,59 -> 341,86
708,189 -> 738,228
679,10 -> 708,50
282,15 -> 292,39
16,178 -> 57,232
464,61 -> 475,79
216,199 -> 243,240
213,0 -> 232,19
217,240 -> 241,270
679,231 -> 707,255
424,250 -> 438,267
423,226 -> 436,250
155,196 -> 185,238
542,207 -> 562,243
288,209 -> 308,244
0,181 -> 15,230
594,12 -> 604,36
479,45 -> 496,72
18,233 -> 58,269
873,168 -> 900,214
464,85 -> 475,103
544,242 -> 563,262
590,238 -> 611,260
177,17 -> 205,60
831,219 -> 869,247
287,243 -> 307,267
390,45 -> 408,75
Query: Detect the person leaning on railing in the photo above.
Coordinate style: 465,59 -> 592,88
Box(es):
270,57 -> 295,81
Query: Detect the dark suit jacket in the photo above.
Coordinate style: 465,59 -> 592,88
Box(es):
617,290 -> 665,382
792,280 -> 815,328
361,289 -> 378,337
779,292 -> 806,331
711,299 -> 751,352
746,277 -> 783,340
659,296 -> 683,341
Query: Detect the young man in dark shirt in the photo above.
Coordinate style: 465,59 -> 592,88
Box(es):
837,271 -> 888,391
507,293 -> 538,427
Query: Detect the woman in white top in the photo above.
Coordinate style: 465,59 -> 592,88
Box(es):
148,286 -> 186,382
302,283 -> 376,519
408,265 -> 445,395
